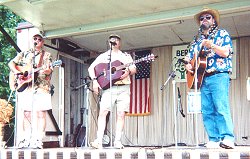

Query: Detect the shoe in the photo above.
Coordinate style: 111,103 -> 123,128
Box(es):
114,140 -> 124,149
90,139 -> 102,149
220,139 -> 235,149
18,139 -> 30,149
205,141 -> 220,148
29,139 -> 43,149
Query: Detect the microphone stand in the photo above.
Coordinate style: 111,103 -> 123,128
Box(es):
30,44 -> 37,146
194,46 -> 199,147
108,43 -> 114,148
193,25 -> 207,147
160,68 -> 178,148
31,42 -> 37,142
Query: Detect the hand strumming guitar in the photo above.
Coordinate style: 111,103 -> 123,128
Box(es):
38,64 -> 52,75
120,68 -> 131,80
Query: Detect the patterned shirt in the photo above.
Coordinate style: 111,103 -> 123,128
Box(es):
188,28 -> 233,73
12,49 -> 53,92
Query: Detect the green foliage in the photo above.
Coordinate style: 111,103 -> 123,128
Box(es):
0,5 -> 25,99
0,5 -> 25,147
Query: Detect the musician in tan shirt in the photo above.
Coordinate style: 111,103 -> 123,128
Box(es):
8,32 -> 53,149
88,34 -> 136,149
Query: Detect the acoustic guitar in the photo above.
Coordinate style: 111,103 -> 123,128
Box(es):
186,51 -> 207,89
94,54 -> 157,90
186,24 -> 218,89
9,60 -> 62,92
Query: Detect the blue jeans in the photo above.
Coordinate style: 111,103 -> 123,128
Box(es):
200,72 -> 234,142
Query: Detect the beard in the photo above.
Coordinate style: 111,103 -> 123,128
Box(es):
200,23 -> 210,31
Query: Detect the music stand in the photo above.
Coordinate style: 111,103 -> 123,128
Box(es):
30,48 -> 38,147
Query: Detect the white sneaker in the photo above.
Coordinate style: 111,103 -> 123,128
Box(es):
18,139 -> 30,149
220,139 -> 235,149
205,141 -> 221,148
29,139 -> 43,149
114,140 -> 124,149
90,139 -> 102,149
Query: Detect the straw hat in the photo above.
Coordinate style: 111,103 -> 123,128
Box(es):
194,7 -> 220,25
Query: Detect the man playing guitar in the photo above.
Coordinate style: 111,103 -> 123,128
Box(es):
185,7 -> 235,149
8,32 -> 53,149
88,34 -> 136,149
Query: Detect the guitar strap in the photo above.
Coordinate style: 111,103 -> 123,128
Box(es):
37,50 -> 45,68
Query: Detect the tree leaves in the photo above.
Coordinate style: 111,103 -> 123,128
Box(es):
0,5 -> 24,99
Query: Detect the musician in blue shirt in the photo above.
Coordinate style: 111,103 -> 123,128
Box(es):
185,7 -> 235,149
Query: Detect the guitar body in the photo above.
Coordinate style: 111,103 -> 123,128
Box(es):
93,54 -> 157,90
9,60 -> 62,92
186,54 -> 207,89
9,65 -> 38,92
94,60 -> 124,90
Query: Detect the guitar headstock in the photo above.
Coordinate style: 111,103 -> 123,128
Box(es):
142,54 -> 158,62
52,60 -> 62,67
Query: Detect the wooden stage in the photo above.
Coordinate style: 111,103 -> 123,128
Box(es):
1,146 -> 250,159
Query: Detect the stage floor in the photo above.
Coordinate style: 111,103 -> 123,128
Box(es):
1,146 -> 250,159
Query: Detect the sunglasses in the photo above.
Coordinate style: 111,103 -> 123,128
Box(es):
200,15 -> 212,21
33,37 -> 43,42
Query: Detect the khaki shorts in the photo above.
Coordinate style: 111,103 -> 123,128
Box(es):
100,85 -> 130,112
17,89 -> 52,111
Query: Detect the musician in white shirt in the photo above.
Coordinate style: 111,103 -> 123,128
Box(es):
88,34 -> 136,149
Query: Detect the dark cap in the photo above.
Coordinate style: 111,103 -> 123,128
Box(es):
109,34 -> 121,40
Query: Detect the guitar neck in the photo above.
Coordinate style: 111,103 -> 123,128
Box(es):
115,58 -> 146,71
30,60 -> 62,73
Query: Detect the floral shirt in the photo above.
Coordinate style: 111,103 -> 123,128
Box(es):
13,49 -> 53,93
187,28 -> 233,73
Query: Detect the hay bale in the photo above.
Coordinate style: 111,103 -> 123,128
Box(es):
0,99 -> 13,123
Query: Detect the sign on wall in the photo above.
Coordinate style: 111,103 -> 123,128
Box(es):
172,40 -> 237,83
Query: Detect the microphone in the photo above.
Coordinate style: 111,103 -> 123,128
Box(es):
109,40 -> 117,46
177,58 -> 188,65
83,76 -> 91,80
94,72 -> 105,80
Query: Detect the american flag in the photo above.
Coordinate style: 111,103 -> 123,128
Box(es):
127,50 -> 151,116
